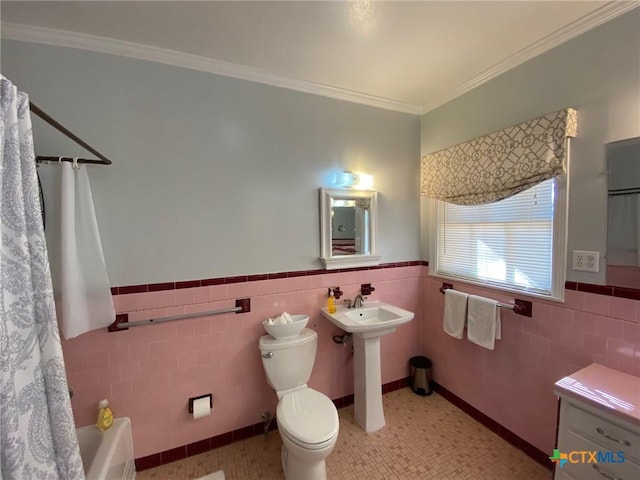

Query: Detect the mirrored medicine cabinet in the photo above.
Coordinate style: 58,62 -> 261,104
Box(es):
606,136 -> 639,289
319,188 -> 380,269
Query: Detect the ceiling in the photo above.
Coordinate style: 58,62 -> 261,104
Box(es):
1,1 -> 635,114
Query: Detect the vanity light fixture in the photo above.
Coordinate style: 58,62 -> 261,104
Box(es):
335,171 -> 373,189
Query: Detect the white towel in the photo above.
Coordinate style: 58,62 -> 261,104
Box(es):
467,295 -> 501,350
269,312 -> 293,324
443,289 -> 468,339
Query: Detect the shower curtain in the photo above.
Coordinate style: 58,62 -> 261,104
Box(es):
0,76 -> 85,478
55,161 -> 115,339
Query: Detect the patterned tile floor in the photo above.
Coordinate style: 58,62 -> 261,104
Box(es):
137,388 -> 551,479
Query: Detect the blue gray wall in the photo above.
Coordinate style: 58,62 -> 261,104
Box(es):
420,9 -> 640,286
1,39 -> 421,286
4,7 -> 637,288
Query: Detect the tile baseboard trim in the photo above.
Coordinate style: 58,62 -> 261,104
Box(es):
134,377 -> 411,472
564,281 -> 640,300
112,265 -> 640,300
432,382 -> 553,471
112,261 -> 429,295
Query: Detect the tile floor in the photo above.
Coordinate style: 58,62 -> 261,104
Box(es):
137,388 -> 551,479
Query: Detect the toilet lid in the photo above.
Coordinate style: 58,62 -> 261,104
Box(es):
277,388 -> 339,446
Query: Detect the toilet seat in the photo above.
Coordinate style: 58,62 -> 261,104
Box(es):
277,388 -> 339,450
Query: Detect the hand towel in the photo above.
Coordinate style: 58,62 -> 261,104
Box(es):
443,289 -> 468,339
467,295 -> 501,350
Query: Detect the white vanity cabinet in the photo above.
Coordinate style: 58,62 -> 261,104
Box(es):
554,364 -> 640,480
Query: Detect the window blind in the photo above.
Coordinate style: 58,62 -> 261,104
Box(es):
436,179 -> 555,295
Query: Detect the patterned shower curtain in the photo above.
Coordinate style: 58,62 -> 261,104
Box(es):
0,76 -> 84,478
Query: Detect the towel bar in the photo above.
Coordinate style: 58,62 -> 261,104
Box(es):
439,283 -> 532,317
108,298 -> 251,332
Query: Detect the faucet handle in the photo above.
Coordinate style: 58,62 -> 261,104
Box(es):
344,299 -> 353,308
361,283 -> 375,296
332,287 -> 343,300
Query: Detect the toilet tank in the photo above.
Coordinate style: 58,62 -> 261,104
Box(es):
259,328 -> 317,393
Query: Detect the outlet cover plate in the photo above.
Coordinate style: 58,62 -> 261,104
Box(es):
572,250 -> 599,273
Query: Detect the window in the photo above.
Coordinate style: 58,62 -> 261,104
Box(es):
432,177 -> 567,299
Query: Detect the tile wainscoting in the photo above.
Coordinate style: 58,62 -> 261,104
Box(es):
420,274 -> 639,458
61,262 -> 639,463
134,378 -> 554,473
134,378 -> 410,471
62,263 -> 423,458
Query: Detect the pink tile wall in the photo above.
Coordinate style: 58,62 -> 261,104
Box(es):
419,273 -> 640,456
607,265 -> 640,289
61,266 -> 422,458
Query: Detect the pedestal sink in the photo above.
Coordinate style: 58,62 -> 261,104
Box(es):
321,301 -> 414,432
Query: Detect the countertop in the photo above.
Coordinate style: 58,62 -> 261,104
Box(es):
554,363 -> 640,427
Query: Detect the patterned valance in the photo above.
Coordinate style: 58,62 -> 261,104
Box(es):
421,108 -> 577,205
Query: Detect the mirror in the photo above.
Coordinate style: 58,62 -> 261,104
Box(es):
320,188 -> 380,269
606,137 -> 639,289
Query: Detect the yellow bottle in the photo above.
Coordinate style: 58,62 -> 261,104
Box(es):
328,289 -> 336,314
96,399 -> 114,431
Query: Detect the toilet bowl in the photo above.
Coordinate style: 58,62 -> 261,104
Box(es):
259,329 -> 339,480
278,387 -> 339,479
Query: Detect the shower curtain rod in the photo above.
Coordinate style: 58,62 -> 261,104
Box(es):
29,102 -> 112,166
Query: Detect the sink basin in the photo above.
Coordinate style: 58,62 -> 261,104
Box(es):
345,306 -> 402,323
321,300 -> 414,433
321,301 -> 414,334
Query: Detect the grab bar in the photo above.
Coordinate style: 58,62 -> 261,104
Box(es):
439,283 -> 532,317
108,298 -> 251,332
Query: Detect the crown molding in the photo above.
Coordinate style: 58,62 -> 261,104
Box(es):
2,1 -> 636,117
0,22 -> 422,115
420,1 -> 639,114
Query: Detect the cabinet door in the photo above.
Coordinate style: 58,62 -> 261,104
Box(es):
565,404 -> 640,464
558,429 -> 640,480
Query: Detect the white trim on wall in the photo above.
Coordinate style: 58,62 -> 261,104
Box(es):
420,2 -> 639,114
0,22 -> 422,115
1,2 -> 636,116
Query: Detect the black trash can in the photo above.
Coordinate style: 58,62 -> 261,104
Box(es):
409,356 -> 432,396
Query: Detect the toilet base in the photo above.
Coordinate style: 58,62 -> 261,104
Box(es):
281,445 -> 327,480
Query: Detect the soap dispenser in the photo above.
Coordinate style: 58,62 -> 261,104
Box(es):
327,289 -> 336,314
96,399 -> 114,431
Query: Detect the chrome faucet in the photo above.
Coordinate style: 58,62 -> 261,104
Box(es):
353,294 -> 365,309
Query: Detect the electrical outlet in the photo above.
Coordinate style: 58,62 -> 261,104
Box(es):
572,250 -> 599,273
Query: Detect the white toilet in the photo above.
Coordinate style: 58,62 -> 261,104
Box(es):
259,328 -> 339,480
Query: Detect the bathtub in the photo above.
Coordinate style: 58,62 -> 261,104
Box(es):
76,417 -> 136,480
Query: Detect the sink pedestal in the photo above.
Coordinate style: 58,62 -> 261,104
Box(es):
320,301 -> 414,433
353,328 -> 395,432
